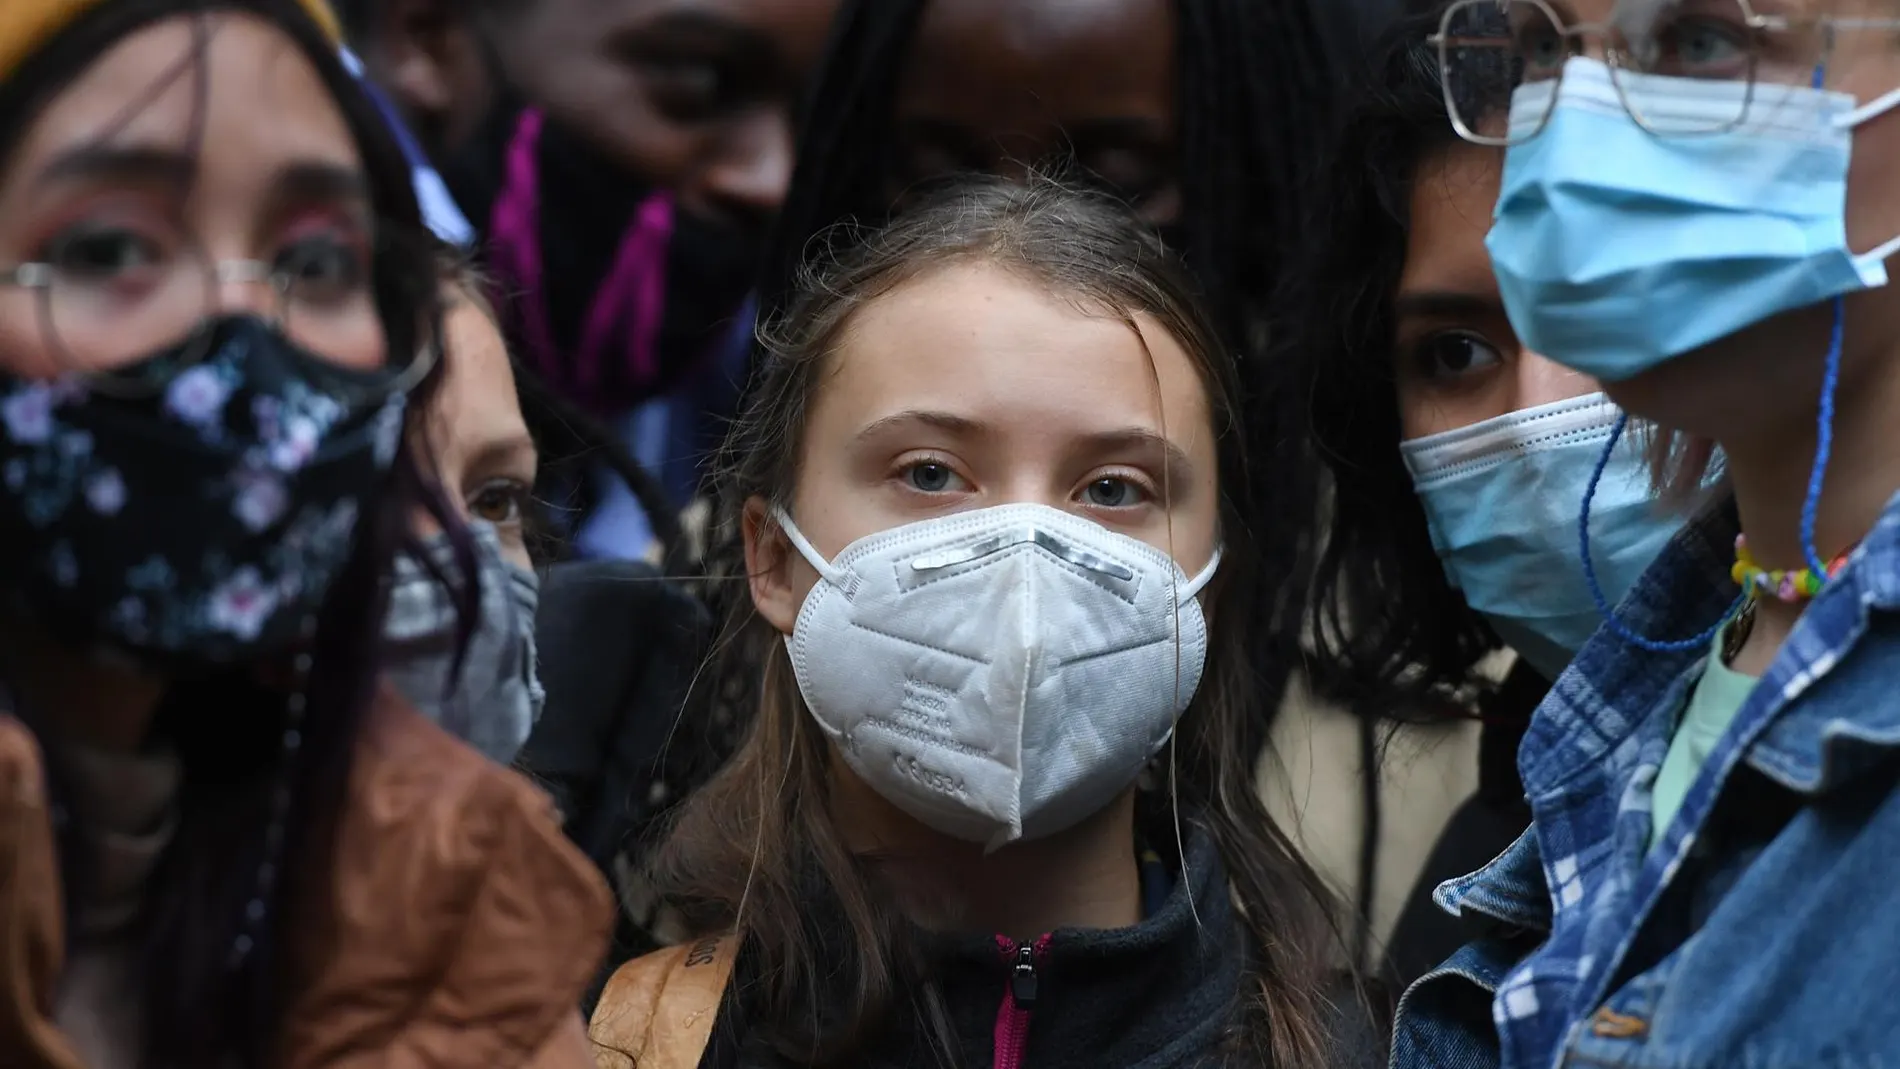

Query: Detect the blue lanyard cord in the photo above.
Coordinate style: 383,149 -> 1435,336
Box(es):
1800,295 -> 1845,579
1579,294 -> 1846,652
1798,62 -> 1842,580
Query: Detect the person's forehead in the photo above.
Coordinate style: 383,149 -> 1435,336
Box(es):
435,301 -> 528,450
829,265 -> 1210,437
12,15 -> 352,166
910,0 -> 1171,73
555,0 -> 833,46
900,0 -> 1175,121
1402,148 -> 1503,279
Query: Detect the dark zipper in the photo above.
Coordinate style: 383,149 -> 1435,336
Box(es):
992,934 -> 1050,1069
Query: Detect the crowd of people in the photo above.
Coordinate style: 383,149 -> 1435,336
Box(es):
2,0 -> 1897,1066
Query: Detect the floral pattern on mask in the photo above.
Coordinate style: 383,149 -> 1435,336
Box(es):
0,316 -> 416,662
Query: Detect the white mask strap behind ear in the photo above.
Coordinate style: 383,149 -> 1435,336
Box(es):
1180,545 -> 1223,601
772,507 -> 851,587
1839,83 -> 1900,130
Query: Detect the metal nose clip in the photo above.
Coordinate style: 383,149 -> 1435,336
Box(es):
910,525 -> 1135,581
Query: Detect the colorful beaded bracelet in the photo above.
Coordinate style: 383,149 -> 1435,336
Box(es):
1731,535 -> 1853,602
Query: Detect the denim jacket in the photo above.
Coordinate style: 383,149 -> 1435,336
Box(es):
1393,490 -> 1900,1069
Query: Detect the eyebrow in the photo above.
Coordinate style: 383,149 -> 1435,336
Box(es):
460,434 -> 540,488
34,145 -> 369,208
854,411 -> 1196,482
270,161 -> 372,208
1080,427 -> 1196,489
1392,290 -> 1504,319
853,408 -> 985,442
35,145 -> 197,192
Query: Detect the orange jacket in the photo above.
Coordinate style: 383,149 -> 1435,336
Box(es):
0,687 -> 613,1069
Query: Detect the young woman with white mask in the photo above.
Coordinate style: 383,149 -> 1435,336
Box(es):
1392,1 -> 1900,1066
585,175 -> 1382,1069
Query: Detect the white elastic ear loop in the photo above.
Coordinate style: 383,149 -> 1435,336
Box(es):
771,507 -> 849,585
1832,84 -> 1900,270
1838,83 -> 1900,130
1179,544 -> 1224,601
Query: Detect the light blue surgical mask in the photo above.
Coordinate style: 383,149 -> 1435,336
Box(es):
1401,394 -> 1688,679
1486,57 -> 1900,382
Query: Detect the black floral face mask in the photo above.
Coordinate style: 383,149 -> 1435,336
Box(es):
0,316 -> 422,664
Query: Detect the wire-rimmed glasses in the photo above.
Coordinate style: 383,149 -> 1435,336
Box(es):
0,233 -> 433,399
1430,0 -> 1900,146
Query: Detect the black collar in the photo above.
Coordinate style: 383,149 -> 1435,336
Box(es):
711,820 -> 1251,1069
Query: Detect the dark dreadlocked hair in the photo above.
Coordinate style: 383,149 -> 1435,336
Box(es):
757,0 -> 1341,347
680,0 -> 1355,787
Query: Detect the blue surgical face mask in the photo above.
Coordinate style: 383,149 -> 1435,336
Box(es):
1401,394 -> 1689,679
1486,57 -> 1900,381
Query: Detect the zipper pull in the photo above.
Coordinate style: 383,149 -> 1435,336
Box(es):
1011,944 -> 1039,1009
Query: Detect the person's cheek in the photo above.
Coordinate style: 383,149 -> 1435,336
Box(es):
606,88 -> 708,186
500,535 -> 532,572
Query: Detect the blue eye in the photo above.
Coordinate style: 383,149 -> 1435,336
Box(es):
1084,478 -> 1139,508
907,462 -> 955,493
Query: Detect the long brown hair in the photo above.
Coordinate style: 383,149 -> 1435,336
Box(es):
650,173 -> 1346,1067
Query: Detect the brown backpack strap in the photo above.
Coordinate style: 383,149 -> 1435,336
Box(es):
589,934 -> 737,1069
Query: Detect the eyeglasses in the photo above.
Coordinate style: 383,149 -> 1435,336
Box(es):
0,234 -> 429,399
1430,0 -> 1900,146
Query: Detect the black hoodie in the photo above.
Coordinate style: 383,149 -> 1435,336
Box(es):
696,822 -> 1385,1069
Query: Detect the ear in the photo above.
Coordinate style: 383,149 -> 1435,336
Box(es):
743,497 -> 801,636
375,0 -> 461,123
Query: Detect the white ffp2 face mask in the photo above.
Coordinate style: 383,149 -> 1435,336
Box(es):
778,502 -> 1220,852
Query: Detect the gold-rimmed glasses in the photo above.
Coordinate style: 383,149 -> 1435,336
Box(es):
1430,0 -> 1900,146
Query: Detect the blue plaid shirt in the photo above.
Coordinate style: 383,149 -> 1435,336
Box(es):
1393,488 -> 1900,1069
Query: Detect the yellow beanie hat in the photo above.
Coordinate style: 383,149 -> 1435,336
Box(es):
0,0 -> 342,87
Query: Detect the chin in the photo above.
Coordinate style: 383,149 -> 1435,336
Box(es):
1600,349 -> 1731,437
1606,314 -> 1832,443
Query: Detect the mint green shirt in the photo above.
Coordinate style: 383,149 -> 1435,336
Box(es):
1648,627 -> 1760,850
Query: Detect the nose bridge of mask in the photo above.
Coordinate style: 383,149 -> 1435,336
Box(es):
1401,392 -> 1624,568
1399,391 -> 1688,672
1401,393 -> 1622,486
775,504 -> 1221,605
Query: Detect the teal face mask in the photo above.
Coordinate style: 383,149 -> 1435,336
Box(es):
1401,394 -> 1687,679
1486,57 -> 1900,382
